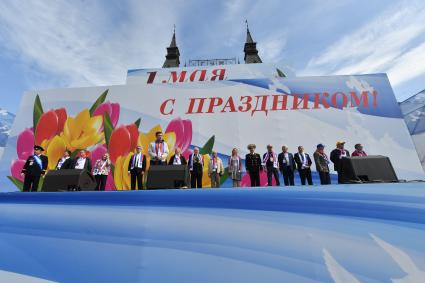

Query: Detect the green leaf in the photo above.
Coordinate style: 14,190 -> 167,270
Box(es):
134,118 -> 141,129
103,112 -> 114,147
89,89 -> 109,116
220,167 -> 229,185
199,135 -> 215,155
7,176 -> 24,191
33,94 -> 44,131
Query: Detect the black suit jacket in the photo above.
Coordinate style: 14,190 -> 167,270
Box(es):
330,149 -> 350,171
294,152 -> 312,171
245,153 -> 262,172
168,155 -> 187,165
56,158 -> 75,170
73,157 -> 92,172
21,154 -> 48,176
188,154 -> 203,173
128,153 -> 147,173
278,152 -> 296,171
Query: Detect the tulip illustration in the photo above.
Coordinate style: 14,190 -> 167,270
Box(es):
17,128 -> 34,160
35,108 -> 67,146
10,128 -> 36,182
10,159 -> 26,182
60,109 -> 103,152
165,117 -> 192,155
93,101 -> 120,129
45,135 -> 67,170
114,152 -> 133,190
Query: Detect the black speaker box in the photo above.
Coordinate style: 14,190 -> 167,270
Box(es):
41,169 -> 97,192
340,155 -> 398,183
146,165 -> 189,189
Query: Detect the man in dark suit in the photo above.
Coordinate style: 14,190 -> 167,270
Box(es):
128,145 -> 146,190
168,147 -> 187,165
245,144 -> 262,187
330,141 -> 350,184
21,145 -> 48,192
278,145 -> 296,186
294,146 -> 313,185
262,144 -> 280,186
73,149 -> 92,172
55,150 -> 74,170
188,147 -> 203,188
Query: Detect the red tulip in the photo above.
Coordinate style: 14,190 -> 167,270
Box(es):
108,126 -> 131,164
126,124 -> 139,151
35,108 -> 68,145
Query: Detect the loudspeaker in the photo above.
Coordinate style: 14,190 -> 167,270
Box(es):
42,169 -> 97,192
146,165 -> 189,189
340,155 -> 398,183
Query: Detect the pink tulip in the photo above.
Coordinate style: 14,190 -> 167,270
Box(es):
241,170 -> 273,187
17,128 -> 34,160
10,159 -> 26,182
165,117 -> 192,153
105,174 -> 116,191
91,144 -> 108,164
93,101 -> 120,129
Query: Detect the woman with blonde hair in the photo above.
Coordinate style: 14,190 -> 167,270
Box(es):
229,148 -> 242,187
93,152 -> 111,191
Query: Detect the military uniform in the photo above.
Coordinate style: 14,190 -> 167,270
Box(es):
21,146 -> 48,192
245,152 -> 262,187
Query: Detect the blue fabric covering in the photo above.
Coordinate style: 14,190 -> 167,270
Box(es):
0,183 -> 424,282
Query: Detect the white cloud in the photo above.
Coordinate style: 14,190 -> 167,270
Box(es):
301,0 -> 425,87
0,0 -> 182,88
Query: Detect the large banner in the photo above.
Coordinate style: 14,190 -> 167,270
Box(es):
1,70 -> 424,191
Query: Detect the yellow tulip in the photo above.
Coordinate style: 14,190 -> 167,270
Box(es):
114,152 -> 133,190
60,109 -> 103,152
45,135 -> 67,170
202,154 -> 212,188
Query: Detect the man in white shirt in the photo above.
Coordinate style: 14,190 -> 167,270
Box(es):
294,146 -> 313,185
148,131 -> 169,165
73,149 -> 92,172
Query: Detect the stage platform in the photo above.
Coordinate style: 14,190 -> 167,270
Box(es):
0,183 -> 424,282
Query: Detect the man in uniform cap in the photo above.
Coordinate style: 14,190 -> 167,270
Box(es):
330,141 -> 350,184
21,145 -> 48,192
245,144 -> 262,187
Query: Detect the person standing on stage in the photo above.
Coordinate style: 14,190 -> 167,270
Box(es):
313,144 -> 331,185
148,131 -> 169,166
168,147 -> 187,165
352,143 -> 367,157
294,146 -> 313,185
208,150 -> 224,188
55,150 -> 74,170
263,145 -> 280,186
245,144 -> 262,187
229,148 -> 242,187
330,141 -> 350,184
188,147 -> 203,188
278,145 -> 296,186
21,145 -> 48,192
93,153 -> 111,191
73,149 -> 92,172
128,145 -> 146,190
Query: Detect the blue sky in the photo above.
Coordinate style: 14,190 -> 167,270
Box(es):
0,0 -> 425,113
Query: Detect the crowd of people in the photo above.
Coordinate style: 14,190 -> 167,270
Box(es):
20,131 -> 368,192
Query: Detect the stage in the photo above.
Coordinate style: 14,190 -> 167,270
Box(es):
0,183 -> 424,282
